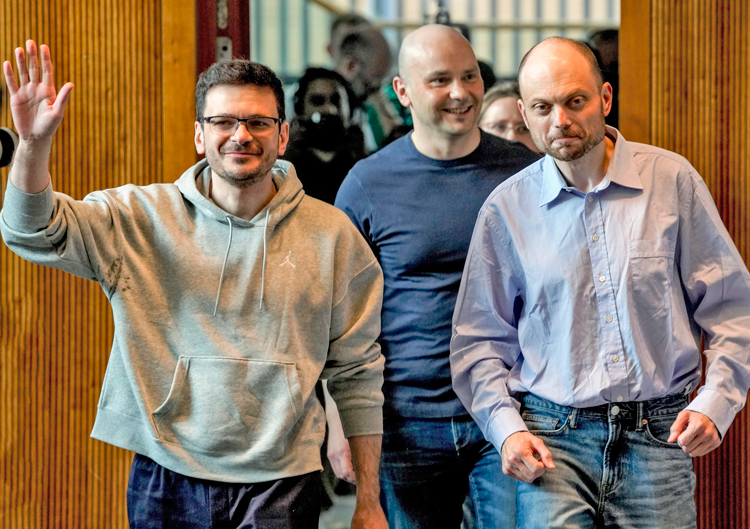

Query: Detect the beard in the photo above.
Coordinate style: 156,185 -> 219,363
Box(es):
206,145 -> 278,189
534,109 -> 607,162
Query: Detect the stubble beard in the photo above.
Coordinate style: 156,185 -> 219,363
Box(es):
207,148 -> 278,189
536,109 -> 607,162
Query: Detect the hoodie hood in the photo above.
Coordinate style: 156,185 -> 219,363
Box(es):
175,158 -> 306,229
174,159 -> 306,314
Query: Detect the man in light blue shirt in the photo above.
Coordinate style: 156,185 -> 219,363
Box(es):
450,37 -> 750,528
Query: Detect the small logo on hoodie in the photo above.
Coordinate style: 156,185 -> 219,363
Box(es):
279,251 -> 296,269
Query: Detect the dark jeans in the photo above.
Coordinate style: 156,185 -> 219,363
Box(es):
517,393 -> 697,529
127,454 -> 322,529
380,414 -> 516,529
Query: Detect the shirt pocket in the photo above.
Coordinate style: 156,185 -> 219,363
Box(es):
152,356 -> 303,457
628,239 -> 674,314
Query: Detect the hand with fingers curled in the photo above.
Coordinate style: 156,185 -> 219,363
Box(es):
327,427 -> 356,485
501,431 -> 556,483
667,410 -> 722,457
2,39 -> 74,142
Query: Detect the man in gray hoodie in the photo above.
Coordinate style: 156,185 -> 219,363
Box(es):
1,40 -> 387,529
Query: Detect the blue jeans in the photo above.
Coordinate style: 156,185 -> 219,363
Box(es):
517,393 -> 697,529
380,414 -> 516,529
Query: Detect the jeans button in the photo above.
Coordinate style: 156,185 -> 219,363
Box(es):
611,405 -> 620,416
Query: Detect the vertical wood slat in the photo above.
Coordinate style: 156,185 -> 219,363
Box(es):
0,1 -> 195,527
622,1 -> 750,528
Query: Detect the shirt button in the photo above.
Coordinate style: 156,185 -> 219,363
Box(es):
599,275 -> 606,282
587,196 -> 594,203
592,234 -> 599,242
612,355 -> 620,362
617,396 -> 624,402
605,315 -> 613,323
611,405 -> 620,416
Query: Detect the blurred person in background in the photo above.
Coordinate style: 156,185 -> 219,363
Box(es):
334,26 -> 396,152
478,81 -> 537,152
283,67 -> 365,205
328,12 -> 372,64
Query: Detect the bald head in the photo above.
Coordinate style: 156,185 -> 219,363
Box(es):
398,24 -> 476,84
392,24 -> 483,155
518,37 -> 603,99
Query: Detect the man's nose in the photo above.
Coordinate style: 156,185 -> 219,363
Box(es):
506,129 -> 521,142
450,80 -> 469,100
322,101 -> 339,115
231,122 -> 253,142
552,106 -> 572,128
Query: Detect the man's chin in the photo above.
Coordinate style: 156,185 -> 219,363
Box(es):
217,170 -> 268,189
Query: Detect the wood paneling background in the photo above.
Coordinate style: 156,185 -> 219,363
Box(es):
621,1 -> 750,527
0,0 -> 195,527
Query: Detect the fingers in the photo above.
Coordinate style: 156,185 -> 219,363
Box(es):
669,411 -> 722,457
329,455 -> 356,484
501,432 -> 550,483
3,61 -> 18,95
54,82 -> 75,113
530,436 -> 556,469
667,411 -> 689,443
676,414 -> 721,457
26,40 -> 40,83
40,44 -> 55,88
15,46 -> 29,85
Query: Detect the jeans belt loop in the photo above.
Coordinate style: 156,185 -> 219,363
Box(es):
636,401 -> 645,431
569,407 -> 580,429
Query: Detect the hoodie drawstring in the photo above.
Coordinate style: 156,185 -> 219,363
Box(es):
259,208 -> 269,310
213,216 -> 234,316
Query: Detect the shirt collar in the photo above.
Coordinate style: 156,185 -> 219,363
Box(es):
539,126 -> 643,207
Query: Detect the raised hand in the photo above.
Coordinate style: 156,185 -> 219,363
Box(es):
3,40 -> 74,142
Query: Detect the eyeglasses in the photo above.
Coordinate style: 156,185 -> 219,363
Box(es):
202,115 -> 282,135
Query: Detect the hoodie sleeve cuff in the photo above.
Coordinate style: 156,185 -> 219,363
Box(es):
338,405 -> 383,438
2,178 -> 55,233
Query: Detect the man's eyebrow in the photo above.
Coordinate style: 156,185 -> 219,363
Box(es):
424,70 -> 451,78
424,66 -> 479,78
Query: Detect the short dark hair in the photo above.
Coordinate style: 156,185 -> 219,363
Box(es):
330,12 -> 370,42
195,60 -> 285,122
517,37 -> 603,94
293,67 -> 354,117
339,30 -> 379,63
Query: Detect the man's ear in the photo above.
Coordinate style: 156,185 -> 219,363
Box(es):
277,121 -> 290,156
601,82 -> 613,117
194,121 -> 206,155
393,76 -> 411,108
518,98 -> 530,128
339,56 -> 359,78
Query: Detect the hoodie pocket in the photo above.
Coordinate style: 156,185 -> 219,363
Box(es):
152,356 -> 303,456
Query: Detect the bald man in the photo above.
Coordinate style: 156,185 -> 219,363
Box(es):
451,37 -> 750,528
334,24 -> 539,529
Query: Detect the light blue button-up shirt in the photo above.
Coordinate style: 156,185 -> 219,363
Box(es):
450,127 -> 750,451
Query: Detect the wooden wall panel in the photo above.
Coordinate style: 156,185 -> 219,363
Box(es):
0,0 -> 195,527
621,1 -> 750,527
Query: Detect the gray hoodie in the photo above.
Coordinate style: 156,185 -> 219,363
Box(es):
0,159 -> 384,483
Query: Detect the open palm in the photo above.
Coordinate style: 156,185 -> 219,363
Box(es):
3,40 -> 73,141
